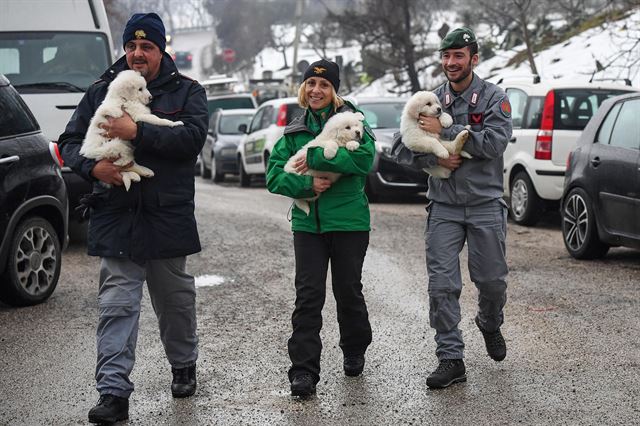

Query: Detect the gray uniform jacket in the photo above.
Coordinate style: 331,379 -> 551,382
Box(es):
392,73 -> 512,205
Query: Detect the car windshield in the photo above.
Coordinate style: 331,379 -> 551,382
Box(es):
358,101 -> 404,129
553,89 -> 632,130
208,97 -> 255,115
219,114 -> 253,135
0,32 -> 111,92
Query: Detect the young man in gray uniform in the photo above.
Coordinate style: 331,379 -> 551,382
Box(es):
392,27 -> 513,389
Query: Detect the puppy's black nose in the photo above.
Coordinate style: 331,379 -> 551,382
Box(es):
355,130 -> 361,138
437,107 -> 441,114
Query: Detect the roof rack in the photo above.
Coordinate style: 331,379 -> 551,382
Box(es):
588,77 -> 632,86
495,74 -> 541,85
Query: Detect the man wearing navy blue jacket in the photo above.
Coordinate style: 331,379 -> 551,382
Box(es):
58,13 -> 207,424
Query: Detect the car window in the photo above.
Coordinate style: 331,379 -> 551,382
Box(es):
260,106 -> 274,129
505,89 -> 527,128
608,99 -> 640,150
554,89 -> 630,131
219,114 -> 254,135
0,85 -> 39,138
249,108 -> 265,133
358,102 -> 404,129
0,32 -> 111,91
523,96 -> 544,129
207,97 -> 256,116
595,102 -> 622,145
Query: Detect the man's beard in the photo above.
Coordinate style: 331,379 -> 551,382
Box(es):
444,59 -> 472,84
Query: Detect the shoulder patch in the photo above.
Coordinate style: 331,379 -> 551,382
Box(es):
500,98 -> 512,118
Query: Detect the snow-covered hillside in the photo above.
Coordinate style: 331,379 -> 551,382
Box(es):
251,7 -> 640,96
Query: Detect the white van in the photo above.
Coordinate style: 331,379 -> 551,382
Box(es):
0,0 -> 115,225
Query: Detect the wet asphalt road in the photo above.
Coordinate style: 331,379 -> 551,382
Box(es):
1,178 -> 639,425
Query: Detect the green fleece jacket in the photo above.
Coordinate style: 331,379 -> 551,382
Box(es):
266,102 -> 376,233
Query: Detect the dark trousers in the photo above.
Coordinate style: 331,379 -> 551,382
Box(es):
288,231 -> 373,383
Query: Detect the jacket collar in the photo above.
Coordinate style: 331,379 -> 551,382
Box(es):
442,73 -> 484,108
284,102 -> 355,136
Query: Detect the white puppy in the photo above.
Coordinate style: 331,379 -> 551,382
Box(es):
80,70 -> 183,190
400,90 -> 470,179
284,111 -> 364,215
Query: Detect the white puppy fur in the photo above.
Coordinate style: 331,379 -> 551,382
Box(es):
400,90 -> 471,179
80,70 -> 183,190
284,111 -> 364,215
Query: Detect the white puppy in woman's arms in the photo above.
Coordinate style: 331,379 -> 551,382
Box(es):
80,70 -> 183,190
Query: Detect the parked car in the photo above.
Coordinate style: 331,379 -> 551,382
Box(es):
561,92 -> 640,259
200,108 -> 255,182
206,93 -> 258,118
173,51 -> 193,69
236,97 -> 303,187
355,97 -> 427,201
498,77 -> 637,225
0,74 -> 68,306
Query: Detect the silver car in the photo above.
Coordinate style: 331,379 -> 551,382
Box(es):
200,108 -> 255,182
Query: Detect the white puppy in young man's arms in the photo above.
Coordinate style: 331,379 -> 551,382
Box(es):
80,70 -> 183,191
284,110 -> 364,215
400,90 -> 471,179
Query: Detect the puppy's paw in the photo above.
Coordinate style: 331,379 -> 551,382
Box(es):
434,145 -> 450,159
323,142 -> 339,159
345,141 -> 360,151
460,150 -> 472,159
439,112 -> 453,128
170,121 -> 184,127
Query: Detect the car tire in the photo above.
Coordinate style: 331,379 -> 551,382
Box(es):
239,158 -> 251,187
562,187 -> 609,259
509,171 -> 544,226
200,153 -> 211,179
0,216 -> 61,306
211,154 -> 224,183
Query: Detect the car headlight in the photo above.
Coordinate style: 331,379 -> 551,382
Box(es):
375,140 -> 392,156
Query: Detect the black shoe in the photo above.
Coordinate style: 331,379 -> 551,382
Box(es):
88,394 -> 129,424
426,359 -> 467,389
290,373 -> 316,397
171,364 -> 197,398
343,354 -> 365,377
475,317 -> 507,361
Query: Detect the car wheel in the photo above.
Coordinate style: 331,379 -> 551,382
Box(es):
0,216 -> 61,306
200,153 -> 211,179
211,154 -> 224,183
509,171 -> 544,226
562,187 -> 609,259
239,157 -> 251,187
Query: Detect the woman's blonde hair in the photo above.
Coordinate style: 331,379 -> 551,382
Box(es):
297,80 -> 344,112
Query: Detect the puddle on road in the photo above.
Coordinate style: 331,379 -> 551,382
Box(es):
195,274 -> 228,288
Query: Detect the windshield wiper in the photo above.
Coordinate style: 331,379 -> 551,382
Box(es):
14,82 -> 85,92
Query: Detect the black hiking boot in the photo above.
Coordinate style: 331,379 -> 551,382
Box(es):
290,373 -> 316,398
475,317 -> 507,361
343,353 -> 365,377
88,394 -> 129,424
171,364 -> 197,398
426,359 -> 467,389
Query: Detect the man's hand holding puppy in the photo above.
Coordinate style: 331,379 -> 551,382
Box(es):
419,114 -> 462,172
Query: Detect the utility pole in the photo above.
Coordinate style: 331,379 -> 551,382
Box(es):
290,0 -> 305,95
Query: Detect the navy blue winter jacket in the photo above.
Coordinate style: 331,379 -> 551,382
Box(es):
58,54 -> 208,260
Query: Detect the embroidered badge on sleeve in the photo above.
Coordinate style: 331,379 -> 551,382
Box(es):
500,99 -> 512,118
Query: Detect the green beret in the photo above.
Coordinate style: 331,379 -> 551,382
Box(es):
439,27 -> 477,51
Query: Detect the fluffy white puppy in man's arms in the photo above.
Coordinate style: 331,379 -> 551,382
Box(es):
400,90 -> 471,178
80,70 -> 183,190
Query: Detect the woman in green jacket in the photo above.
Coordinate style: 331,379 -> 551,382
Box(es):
266,59 -> 376,398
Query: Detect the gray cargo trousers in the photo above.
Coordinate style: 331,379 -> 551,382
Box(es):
425,199 -> 508,360
96,257 -> 198,398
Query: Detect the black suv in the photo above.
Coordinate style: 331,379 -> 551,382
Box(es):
0,74 -> 68,306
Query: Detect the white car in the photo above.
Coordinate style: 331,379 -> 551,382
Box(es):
236,97 -> 303,187
499,77 -> 637,225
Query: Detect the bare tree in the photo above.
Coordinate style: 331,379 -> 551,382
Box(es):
324,0 -> 442,94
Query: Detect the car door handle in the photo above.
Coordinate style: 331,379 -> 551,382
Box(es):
590,157 -> 601,167
509,137 -> 516,143
0,155 -> 20,165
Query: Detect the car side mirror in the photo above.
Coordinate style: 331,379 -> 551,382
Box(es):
238,124 -> 248,134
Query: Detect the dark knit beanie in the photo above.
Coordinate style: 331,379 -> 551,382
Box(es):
122,13 -> 166,52
303,59 -> 340,92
